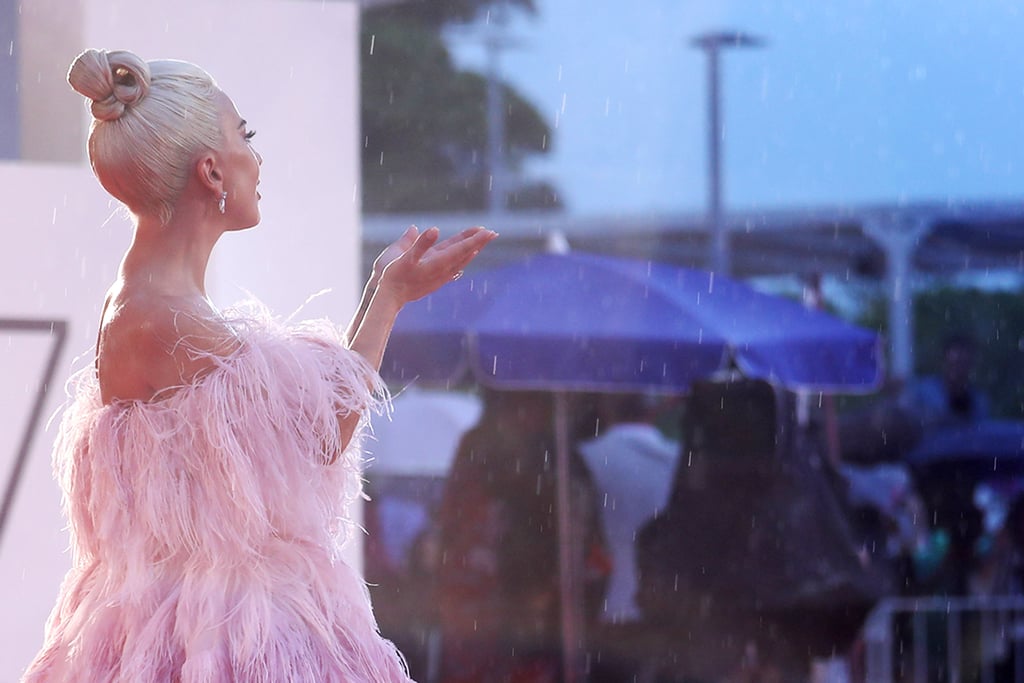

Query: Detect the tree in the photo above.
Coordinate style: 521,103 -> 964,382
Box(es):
361,1 -> 561,212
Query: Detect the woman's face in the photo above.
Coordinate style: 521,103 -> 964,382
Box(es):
214,91 -> 262,230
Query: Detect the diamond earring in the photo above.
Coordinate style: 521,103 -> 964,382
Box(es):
218,191 -> 227,214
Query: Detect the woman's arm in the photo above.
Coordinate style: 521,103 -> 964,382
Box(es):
347,225 -> 495,366
344,226 -> 419,344
336,225 -> 497,451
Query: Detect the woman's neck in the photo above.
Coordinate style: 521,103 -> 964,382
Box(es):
122,208 -> 221,297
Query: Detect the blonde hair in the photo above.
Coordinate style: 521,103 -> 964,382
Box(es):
67,49 -> 223,224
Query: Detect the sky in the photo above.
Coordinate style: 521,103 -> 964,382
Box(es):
447,0 -> 1024,216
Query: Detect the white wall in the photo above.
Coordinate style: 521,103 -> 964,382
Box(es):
0,1 -> 363,679
18,0 -> 86,162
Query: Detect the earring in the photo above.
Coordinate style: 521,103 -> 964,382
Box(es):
218,191 -> 227,214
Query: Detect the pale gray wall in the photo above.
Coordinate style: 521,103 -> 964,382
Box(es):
0,0 -> 18,158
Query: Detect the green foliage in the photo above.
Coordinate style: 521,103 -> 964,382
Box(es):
366,0 -> 534,28
360,2 -> 559,212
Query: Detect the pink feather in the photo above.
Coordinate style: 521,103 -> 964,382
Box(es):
22,303 -> 411,682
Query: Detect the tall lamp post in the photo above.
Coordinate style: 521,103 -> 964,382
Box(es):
484,1 -> 513,215
691,31 -> 764,275
448,0 -> 516,214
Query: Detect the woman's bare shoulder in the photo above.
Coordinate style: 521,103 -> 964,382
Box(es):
97,287 -> 241,403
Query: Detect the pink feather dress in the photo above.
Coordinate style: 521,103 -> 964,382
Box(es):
22,307 -> 412,682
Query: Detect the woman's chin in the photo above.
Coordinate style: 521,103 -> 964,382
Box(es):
234,214 -> 261,231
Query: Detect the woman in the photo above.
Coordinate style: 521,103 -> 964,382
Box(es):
22,49 -> 495,682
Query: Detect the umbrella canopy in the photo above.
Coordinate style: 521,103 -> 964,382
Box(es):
382,251 -> 882,393
907,419 -> 1024,480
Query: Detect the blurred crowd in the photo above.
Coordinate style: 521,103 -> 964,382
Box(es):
363,334 -> 1023,683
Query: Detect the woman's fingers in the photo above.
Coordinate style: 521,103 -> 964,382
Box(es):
433,226 -> 488,252
381,226 -> 418,260
378,226 -> 496,302
454,229 -> 497,265
398,225 -> 496,278
398,225 -> 419,247
434,227 -> 497,263
406,226 -> 441,262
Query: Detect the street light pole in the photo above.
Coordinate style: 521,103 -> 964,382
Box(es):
691,31 -> 764,275
484,1 -> 511,215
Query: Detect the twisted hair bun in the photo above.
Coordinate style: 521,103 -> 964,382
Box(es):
67,49 -> 151,122
66,49 -> 222,223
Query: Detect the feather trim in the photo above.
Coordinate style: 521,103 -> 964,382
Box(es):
22,304 -> 410,682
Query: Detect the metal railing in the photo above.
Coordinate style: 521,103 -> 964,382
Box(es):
864,596 -> 1024,683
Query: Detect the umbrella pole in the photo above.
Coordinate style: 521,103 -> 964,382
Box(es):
802,273 -> 844,466
554,391 -> 583,683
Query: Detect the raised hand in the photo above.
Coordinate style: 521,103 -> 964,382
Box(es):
378,225 -> 497,305
370,225 -> 420,288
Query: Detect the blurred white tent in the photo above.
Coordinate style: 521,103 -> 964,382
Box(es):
365,387 -> 482,477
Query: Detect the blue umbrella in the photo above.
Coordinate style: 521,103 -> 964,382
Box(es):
381,251 -> 884,683
383,251 -> 882,393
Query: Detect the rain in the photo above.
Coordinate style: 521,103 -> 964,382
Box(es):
1,0 -> 1023,682
359,2 -> 1024,682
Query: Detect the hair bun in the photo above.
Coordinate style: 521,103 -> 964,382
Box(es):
67,49 -> 151,122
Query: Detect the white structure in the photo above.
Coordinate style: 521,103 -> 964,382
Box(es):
0,1 -> 363,678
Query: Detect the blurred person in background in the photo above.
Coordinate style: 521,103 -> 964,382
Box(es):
436,389 -> 607,683
577,393 -> 679,682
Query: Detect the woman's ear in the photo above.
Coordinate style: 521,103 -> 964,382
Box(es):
195,152 -> 223,194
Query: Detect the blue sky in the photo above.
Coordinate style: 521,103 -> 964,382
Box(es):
448,1 -> 1024,215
